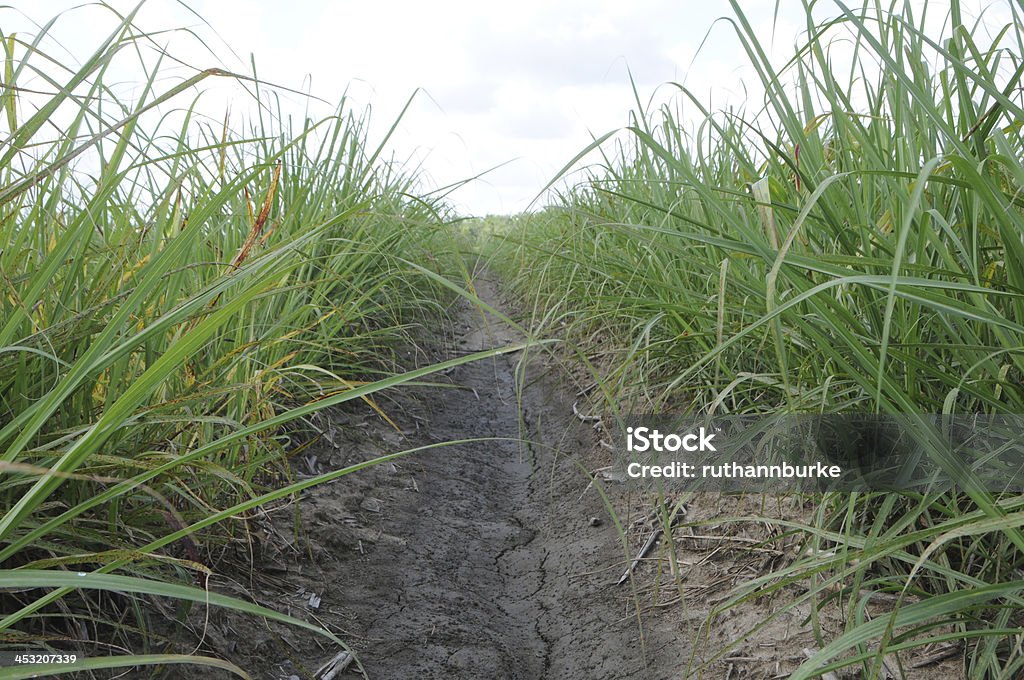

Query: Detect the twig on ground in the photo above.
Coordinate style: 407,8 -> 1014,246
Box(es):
616,500 -> 688,586
616,528 -> 662,586
572,401 -> 602,424
316,650 -> 355,680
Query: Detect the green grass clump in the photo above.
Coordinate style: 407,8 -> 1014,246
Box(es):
490,1 -> 1024,677
0,5 -> 482,675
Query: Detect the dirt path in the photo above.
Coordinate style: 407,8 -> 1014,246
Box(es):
187,273 -> 687,679
309,275 -> 684,678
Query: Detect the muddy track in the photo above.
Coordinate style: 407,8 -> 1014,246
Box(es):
184,275 -> 686,679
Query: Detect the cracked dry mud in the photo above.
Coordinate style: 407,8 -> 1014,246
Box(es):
183,275 -> 685,679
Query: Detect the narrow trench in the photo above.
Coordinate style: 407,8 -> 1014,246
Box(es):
376,274 -> 553,678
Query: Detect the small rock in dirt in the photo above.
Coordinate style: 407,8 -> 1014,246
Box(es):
359,497 -> 383,513
589,517 -> 602,527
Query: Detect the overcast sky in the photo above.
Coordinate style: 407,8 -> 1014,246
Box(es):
4,1 -> 1012,215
